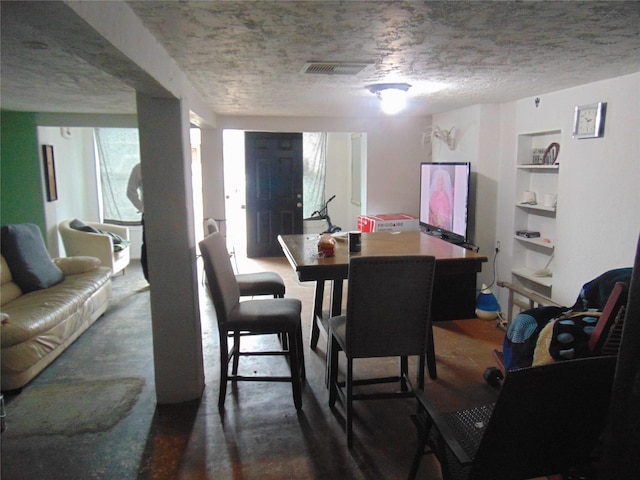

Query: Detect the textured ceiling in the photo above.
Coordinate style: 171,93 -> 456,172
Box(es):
1,1 -> 639,117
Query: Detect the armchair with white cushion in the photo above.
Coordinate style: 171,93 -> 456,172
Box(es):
58,219 -> 130,275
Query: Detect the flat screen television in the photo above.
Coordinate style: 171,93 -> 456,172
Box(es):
419,162 -> 471,243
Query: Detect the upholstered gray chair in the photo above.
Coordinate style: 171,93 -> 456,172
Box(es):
199,232 -> 304,410
328,255 -> 436,447
203,217 -> 285,298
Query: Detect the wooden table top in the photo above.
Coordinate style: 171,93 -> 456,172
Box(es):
278,231 -> 488,282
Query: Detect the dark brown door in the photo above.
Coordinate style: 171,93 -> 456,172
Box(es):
245,132 -> 303,257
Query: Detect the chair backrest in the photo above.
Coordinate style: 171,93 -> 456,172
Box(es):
598,234 -> 640,479
199,232 -> 240,325
589,281 -> 629,354
345,255 -> 436,358
470,355 -> 617,480
203,218 -> 219,236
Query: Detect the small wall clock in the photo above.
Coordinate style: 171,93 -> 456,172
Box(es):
573,102 -> 606,139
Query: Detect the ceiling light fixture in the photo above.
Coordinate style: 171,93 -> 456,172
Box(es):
368,83 -> 411,115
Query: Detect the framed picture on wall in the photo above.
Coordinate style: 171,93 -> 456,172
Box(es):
42,144 -> 58,201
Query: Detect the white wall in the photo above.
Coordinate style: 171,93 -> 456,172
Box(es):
45,118 -> 427,257
36,126 -> 100,257
213,115 -> 431,231
325,132 -> 353,231
431,104 -> 502,287
35,113 -> 141,257
36,72 -> 640,310
36,124 -> 145,260
503,73 -> 640,305
364,116 -> 431,216
436,73 -> 640,307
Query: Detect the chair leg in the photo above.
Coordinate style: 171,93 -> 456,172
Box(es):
408,414 -> 431,480
218,333 -> 229,409
276,292 -> 289,351
346,357 -> 354,448
296,326 -> 306,381
418,353 -> 426,390
288,330 -> 303,410
310,280 -> 324,350
280,332 -> 289,350
427,323 -> 437,380
401,356 -> 409,391
325,327 -> 333,388
328,333 -> 339,407
231,332 -> 241,375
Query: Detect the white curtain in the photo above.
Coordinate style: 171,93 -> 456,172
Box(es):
94,128 -> 141,224
303,132 -> 327,218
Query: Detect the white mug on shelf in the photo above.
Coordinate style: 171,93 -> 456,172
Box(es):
523,190 -> 536,204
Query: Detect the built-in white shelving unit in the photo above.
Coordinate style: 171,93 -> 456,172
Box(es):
512,130 -> 560,296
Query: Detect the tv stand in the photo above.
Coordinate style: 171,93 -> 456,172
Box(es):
424,230 -> 479,252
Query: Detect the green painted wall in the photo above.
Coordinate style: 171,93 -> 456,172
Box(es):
1,110 -> 46,234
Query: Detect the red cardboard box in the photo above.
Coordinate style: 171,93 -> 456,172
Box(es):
357,213 -> 419,233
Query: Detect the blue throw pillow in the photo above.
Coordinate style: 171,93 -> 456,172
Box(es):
0,223 -> 64,293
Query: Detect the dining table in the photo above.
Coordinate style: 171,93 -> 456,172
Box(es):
278,230 -> 488,379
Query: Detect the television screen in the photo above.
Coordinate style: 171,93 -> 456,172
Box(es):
419,162 -> 471,242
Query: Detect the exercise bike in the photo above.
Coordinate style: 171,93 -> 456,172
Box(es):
305,195 -> 342,234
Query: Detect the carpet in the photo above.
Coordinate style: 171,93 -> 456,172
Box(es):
5,377 -> 144,437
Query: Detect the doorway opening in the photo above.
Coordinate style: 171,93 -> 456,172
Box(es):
222,130 -> 364,259
222,130 -> 246,260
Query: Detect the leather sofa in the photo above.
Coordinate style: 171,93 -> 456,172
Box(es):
58,219 -> 130,275
1,224 -> 112,391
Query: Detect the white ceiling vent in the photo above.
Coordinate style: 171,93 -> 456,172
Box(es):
301,61 -> 373,76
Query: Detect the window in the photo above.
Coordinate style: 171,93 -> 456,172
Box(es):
94,128 -> 141,224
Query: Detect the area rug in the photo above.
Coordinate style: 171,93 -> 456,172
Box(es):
6,377 -> 144,437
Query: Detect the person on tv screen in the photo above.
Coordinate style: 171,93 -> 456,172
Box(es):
429,168 -> 453,231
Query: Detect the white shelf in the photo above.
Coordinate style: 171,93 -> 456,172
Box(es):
520,129 -> 562,137
512,267 -> 553,288
514,235 -> 554,250
517,164 -> 560,171
515,203 -> 557,213
512,129 -> 561,296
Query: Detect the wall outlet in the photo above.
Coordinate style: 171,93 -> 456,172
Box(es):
495,241 -> 501,252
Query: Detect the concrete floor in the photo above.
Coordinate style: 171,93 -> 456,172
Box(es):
1,257 -> 506,479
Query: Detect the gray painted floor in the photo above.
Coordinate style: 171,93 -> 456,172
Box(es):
1,258 -> 505,479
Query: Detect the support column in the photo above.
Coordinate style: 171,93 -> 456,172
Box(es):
137,93 -> 204,404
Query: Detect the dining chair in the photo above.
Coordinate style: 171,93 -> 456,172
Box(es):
199,232 -> 305,410
202,217 -> 285,298
409,355 -> 617,480
327,255 -> 436,448
202,217 -> 293,378
202,217 -> 288,367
